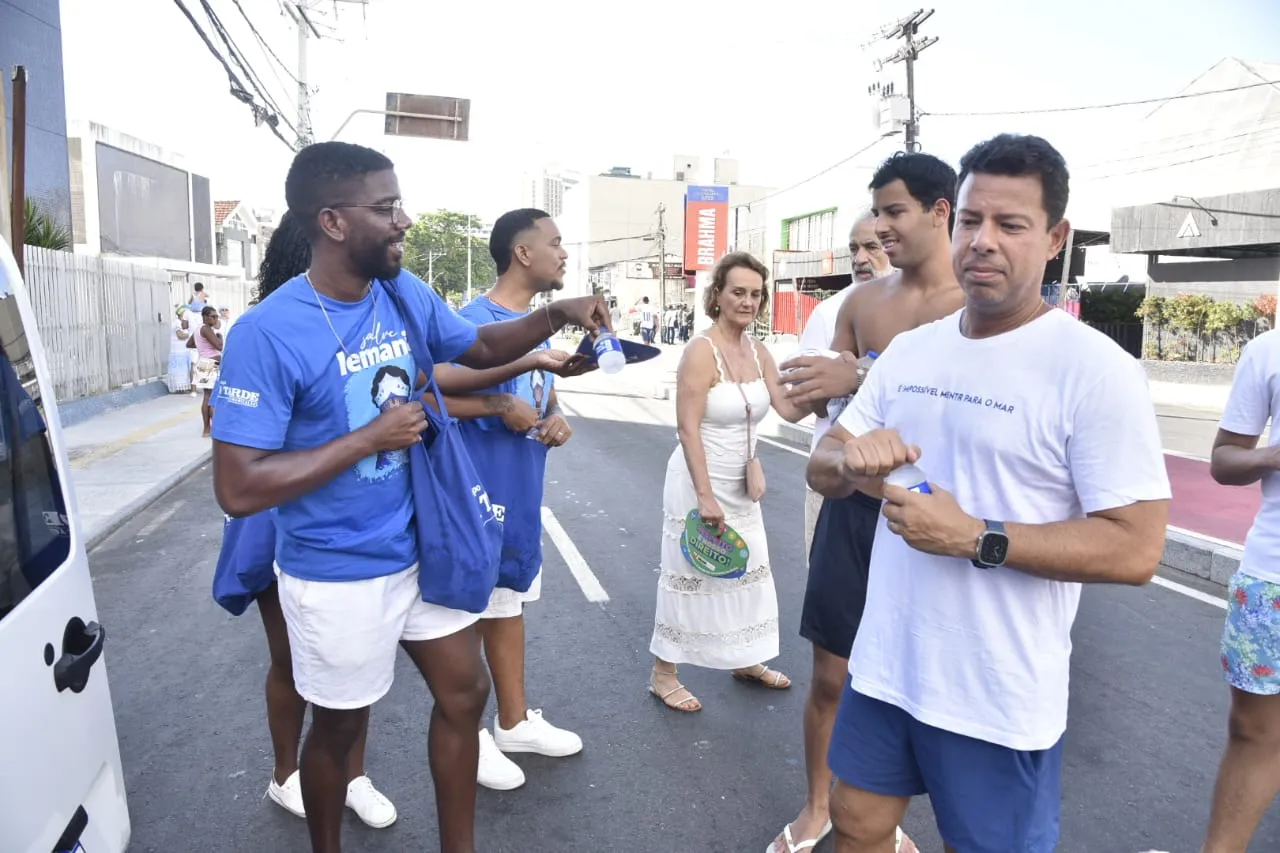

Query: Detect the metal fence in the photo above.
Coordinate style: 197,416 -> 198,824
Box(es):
22,246 -> 172,401
1086,321 -> 1145,359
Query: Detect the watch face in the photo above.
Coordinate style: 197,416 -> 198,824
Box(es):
980,533 -> 1010,566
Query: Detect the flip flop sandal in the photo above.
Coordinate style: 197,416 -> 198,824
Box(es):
765,820 -> 832,853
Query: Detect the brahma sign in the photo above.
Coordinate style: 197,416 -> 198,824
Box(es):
683,185 -> 729,272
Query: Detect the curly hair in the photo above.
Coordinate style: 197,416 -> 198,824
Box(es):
702,251 -> 770,320
256,210 -> 311,300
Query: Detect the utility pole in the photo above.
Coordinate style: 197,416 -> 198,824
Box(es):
656,203 -> 667,308
284,0 -> 367,150
868,9 -> 938,152
284,1 -> 320,149
465,213 -> 473,303
9,66 -> 27,272
426,250 -> 445,286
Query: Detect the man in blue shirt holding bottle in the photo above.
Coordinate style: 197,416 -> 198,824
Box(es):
209,143 -> 608,853
434,208 -> 589,791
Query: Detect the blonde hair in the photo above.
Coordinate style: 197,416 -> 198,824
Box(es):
703,251 -> 770,320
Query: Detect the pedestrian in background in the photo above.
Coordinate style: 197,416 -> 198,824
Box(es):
1200,325 -> 1280,853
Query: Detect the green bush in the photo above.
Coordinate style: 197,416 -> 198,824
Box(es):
1080,287 -> 1144,324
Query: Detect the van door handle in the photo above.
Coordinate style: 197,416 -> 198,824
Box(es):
51,617 -> 106,694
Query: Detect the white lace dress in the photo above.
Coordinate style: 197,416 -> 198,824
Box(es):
650,339 -> 779,670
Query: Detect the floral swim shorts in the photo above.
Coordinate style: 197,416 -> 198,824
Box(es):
1221,570 -> 1280,695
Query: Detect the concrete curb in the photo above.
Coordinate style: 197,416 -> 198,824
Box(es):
84,449 -> 212,552
769,421 -> 1238,587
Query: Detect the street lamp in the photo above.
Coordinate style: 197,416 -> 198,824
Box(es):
330,93 -> 472,142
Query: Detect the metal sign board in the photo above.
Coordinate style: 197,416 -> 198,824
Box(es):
384,93 -> 471,142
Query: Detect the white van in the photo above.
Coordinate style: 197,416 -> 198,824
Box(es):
0,237 -> 131,852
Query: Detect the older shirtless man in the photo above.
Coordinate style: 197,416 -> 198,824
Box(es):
800,211 -> 893,559
769,151 -> 963,853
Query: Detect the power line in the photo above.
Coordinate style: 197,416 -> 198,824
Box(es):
170,0 -> 296,149
198,0 -> 297,134
229,0 -> 301,85
1079,120 -> 1280,171
923,78 -> 1280,118
565,233 -> 653,247
741,134 -> 892,208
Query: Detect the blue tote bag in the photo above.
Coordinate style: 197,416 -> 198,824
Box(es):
469,430 -> 547,593
212,509 -> 278,616
383,279 -> 502,614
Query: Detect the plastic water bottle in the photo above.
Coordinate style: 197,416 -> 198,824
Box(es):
782,347 -> 835,382
855,350 -> 879,385
884,462 -> 932,494
826,350 -> 875,423
594,328 -> 625,374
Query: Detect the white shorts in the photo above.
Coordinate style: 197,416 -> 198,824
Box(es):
275,563 -> 480,710
480,569 -> 542,620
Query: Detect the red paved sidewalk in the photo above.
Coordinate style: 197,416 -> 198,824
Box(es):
1166,453 -> 1259,545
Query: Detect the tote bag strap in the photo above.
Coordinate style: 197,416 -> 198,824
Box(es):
380,277 -> 452,425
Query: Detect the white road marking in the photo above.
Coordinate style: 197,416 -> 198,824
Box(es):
1149,575 -> 1226,610
541,506 -> 609,603
754,436 -> 1230,610
136,499 -> 186,537
1167,524 -> 1243,550
758,435 -> 807,457
1164,448 -> 1210,463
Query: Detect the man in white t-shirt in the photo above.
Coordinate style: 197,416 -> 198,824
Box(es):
1201,329 -> 1280,852
638,296 -> 657,344
775,153 -> 964,853
807,133 -> 1171,852
799,210 -> 893,556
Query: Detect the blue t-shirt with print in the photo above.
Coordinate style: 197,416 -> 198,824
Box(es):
210,271 -> 478,582
453,297 -> 552,432
453,295 -> 551,583
455,296 -> 553,431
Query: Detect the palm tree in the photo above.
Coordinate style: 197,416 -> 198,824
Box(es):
23,197 -> 72,251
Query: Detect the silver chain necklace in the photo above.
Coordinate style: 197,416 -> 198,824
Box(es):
305,271 -> 376,356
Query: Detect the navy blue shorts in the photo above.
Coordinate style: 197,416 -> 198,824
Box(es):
828,680 -> 1063,853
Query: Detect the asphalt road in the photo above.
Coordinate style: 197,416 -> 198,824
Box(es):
89,388 -> 1280,853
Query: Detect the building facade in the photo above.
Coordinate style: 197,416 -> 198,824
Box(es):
559,159 -> 773,302
1,0 -> 73,230
67,121 -> 256,312
520,166 -> 579,218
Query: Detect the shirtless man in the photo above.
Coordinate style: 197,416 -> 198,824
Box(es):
769,151 -> 963,853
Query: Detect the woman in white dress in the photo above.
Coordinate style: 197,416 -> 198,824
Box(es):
650,252 -> 810,712
165,307 -> 193,393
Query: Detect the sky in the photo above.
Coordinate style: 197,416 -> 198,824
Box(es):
58,0 -> 1280,227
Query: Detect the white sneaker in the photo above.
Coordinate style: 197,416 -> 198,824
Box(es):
493,709 -> 583,757
345,775 -> 397,828
266,770 -> 305,818
478,729 -> 526,791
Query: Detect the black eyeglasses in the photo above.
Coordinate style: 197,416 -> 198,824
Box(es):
327,199 -> 406,220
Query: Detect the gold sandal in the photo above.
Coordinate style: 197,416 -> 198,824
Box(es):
733,664 -> 792,689
649,666 -> 702,712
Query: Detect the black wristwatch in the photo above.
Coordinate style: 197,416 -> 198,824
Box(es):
972,520 -> 1009,569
